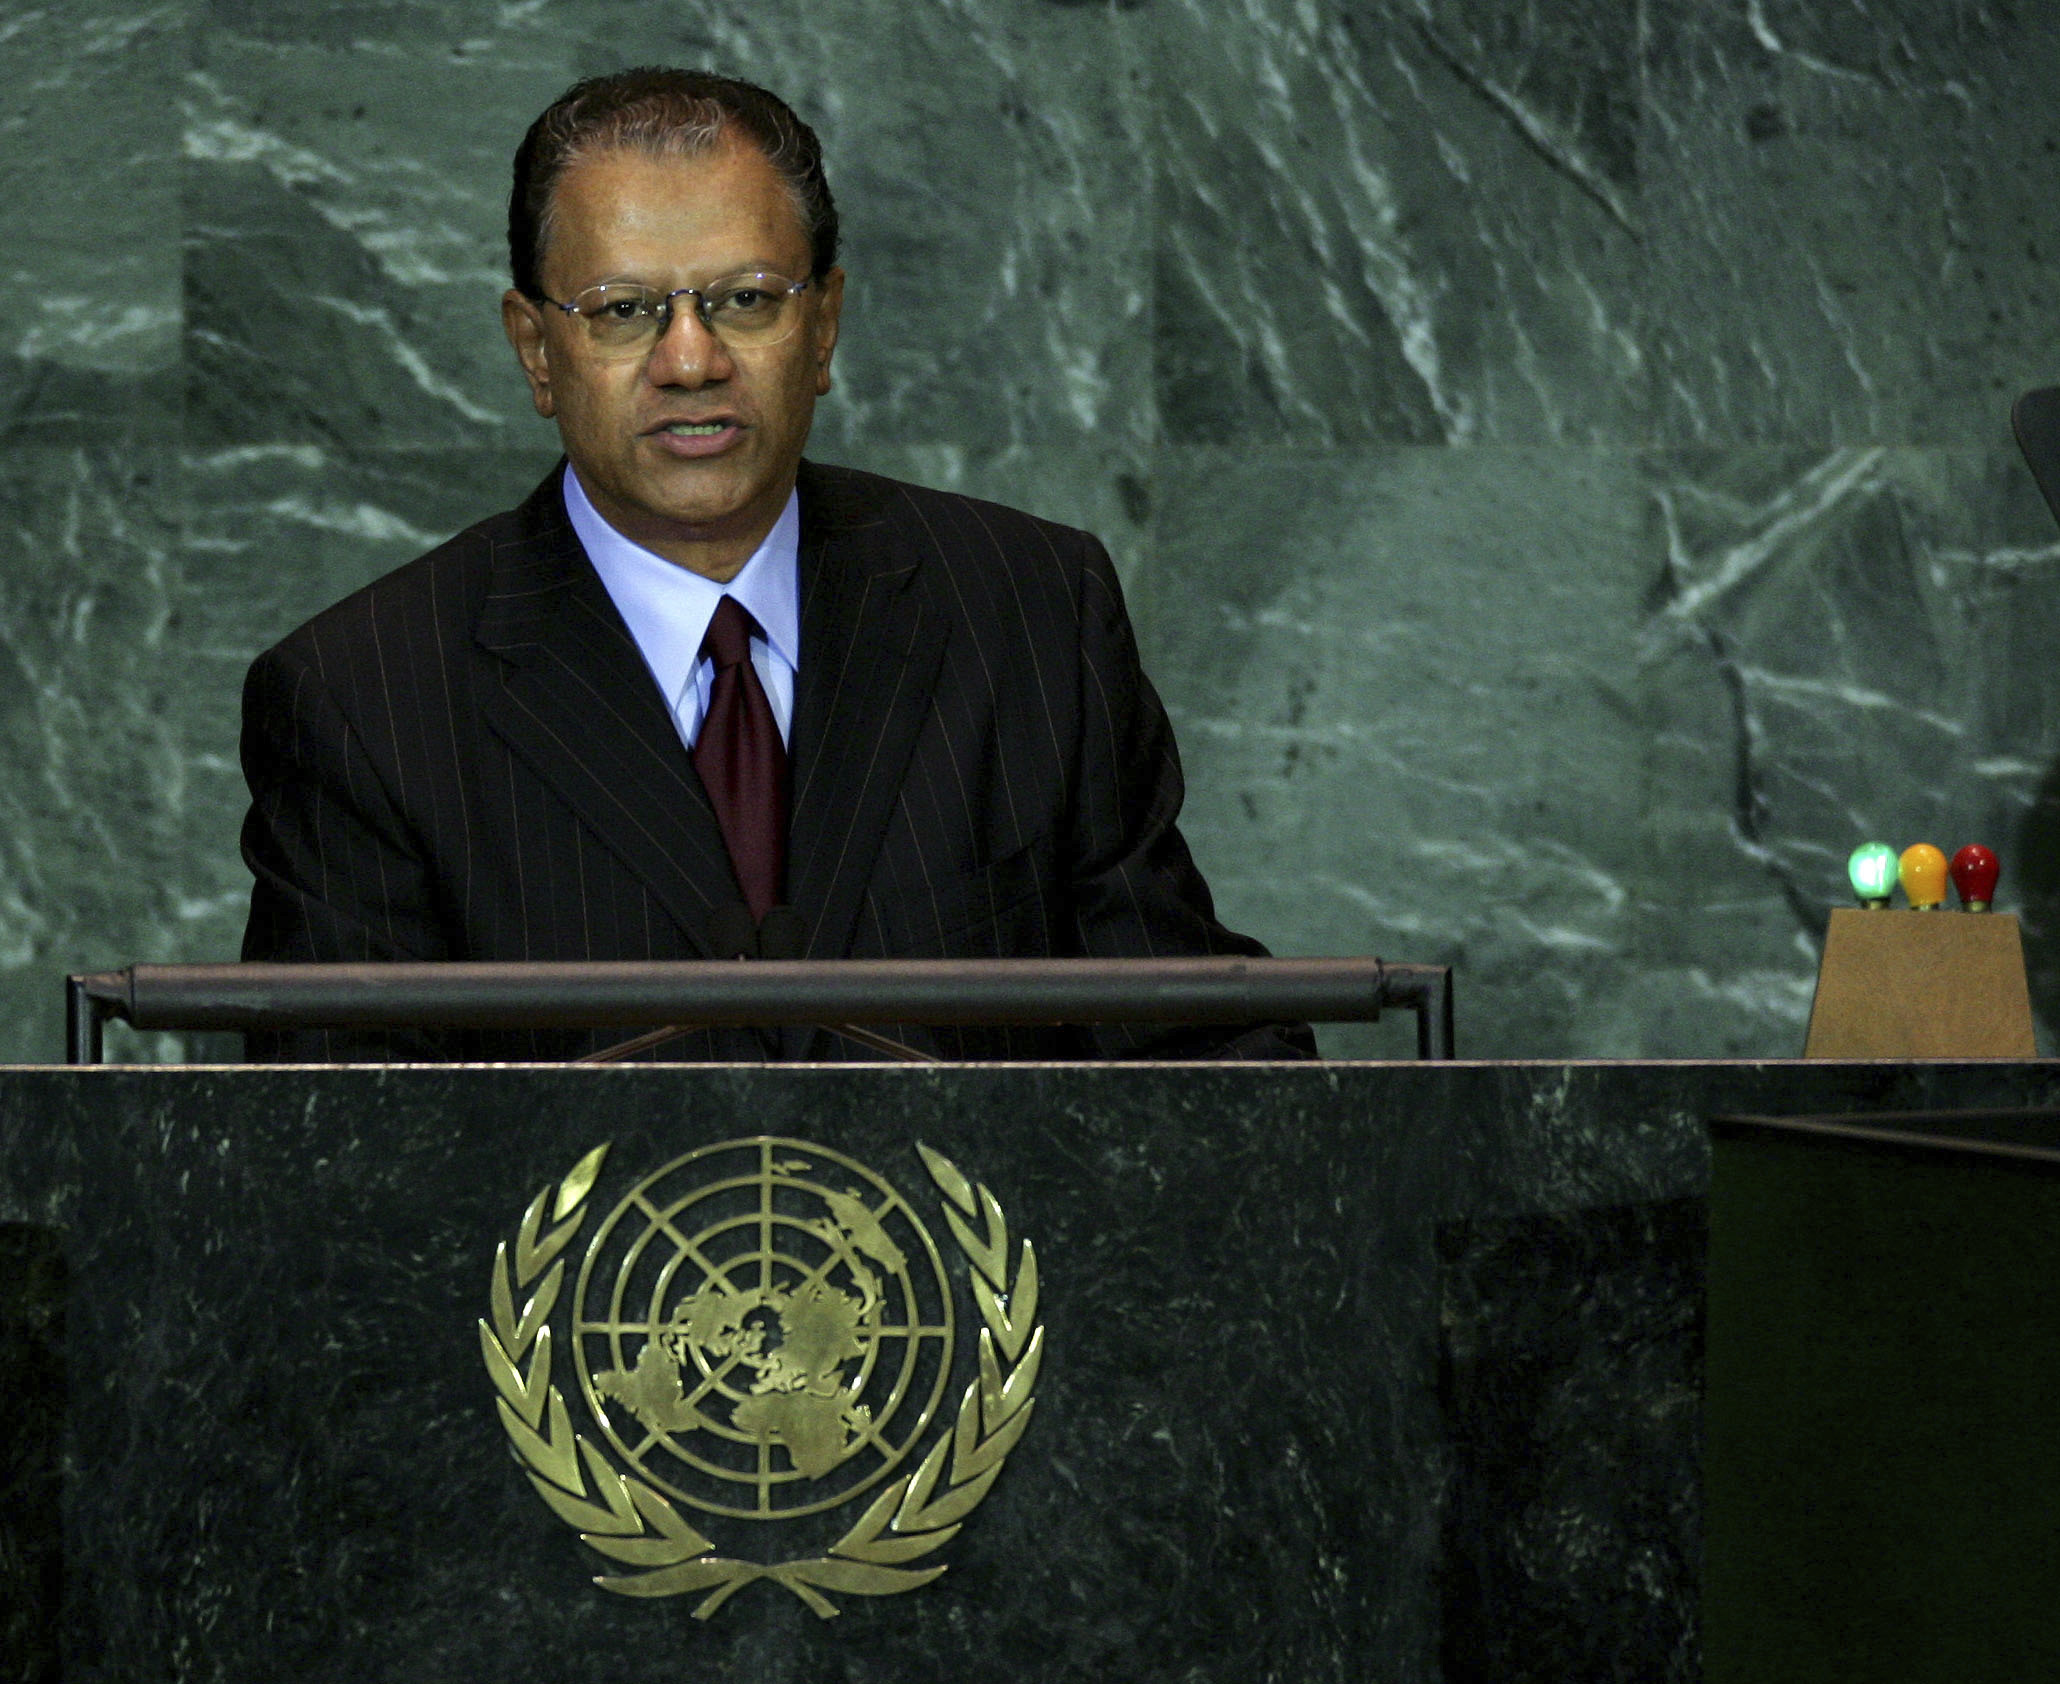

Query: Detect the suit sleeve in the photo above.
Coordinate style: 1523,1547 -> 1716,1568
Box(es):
1066,537 -> 1318,1060
239,641 -> 450,1058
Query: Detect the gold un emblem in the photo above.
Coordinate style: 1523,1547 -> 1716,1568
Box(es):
480,1137 -> 1043,1618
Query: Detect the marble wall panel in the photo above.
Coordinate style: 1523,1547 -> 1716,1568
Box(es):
1153,0 -> 1646,447
1139,445 -> 1652,1059
1641,1 -> 2060,448
0,4 -> 187,442
183,14 -> 557,451
0,446 -> 243,1062
2,0 -> 2059,1061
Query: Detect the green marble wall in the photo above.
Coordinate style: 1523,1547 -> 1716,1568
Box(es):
5,0 -> 2059,1061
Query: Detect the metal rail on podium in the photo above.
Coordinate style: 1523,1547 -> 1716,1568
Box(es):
63,955 -> 1454,1064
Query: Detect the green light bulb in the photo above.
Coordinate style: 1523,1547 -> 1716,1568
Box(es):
1847,841 -> 1898,907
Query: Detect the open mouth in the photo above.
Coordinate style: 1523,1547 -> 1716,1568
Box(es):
662,421 -> 730,437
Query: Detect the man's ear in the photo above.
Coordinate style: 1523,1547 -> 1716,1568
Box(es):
810,267 -> 844,398
502,289 -> 556,418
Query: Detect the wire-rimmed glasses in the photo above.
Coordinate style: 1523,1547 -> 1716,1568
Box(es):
538,272 -> 815,353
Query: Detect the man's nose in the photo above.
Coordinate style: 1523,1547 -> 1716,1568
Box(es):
645,302 -> 733,386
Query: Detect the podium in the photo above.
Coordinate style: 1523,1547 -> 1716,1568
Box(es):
7,1058 -> 2060,1681
1705,1110 -> 2060,1684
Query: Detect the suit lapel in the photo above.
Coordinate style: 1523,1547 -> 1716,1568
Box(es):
474,471 -> 735,956
786,463 -> 948,974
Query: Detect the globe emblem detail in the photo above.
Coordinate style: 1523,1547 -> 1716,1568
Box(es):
572,1138 -> 955,1520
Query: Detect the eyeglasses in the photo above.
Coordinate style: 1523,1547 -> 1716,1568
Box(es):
538,272 -> 815,353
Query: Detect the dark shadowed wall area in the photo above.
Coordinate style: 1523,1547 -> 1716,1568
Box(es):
4,0 -> 2060,1061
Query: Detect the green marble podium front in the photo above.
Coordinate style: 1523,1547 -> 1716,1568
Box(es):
3,1058 -> 2056,1683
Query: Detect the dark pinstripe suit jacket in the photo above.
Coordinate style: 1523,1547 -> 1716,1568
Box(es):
240,461 -> 1310,1060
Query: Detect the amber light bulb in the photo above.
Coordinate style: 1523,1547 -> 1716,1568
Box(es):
1950,844 -> 2000,911
1898,843 -> 1948,910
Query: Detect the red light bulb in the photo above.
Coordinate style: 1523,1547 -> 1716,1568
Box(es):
1949,844 -> 2000,911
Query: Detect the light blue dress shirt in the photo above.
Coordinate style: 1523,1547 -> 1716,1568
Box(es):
563,464 -> 800,751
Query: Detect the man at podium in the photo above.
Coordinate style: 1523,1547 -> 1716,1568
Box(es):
238,66 -> 1310,1063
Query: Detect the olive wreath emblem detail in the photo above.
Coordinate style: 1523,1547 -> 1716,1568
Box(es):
479,1141 -> 1042,1619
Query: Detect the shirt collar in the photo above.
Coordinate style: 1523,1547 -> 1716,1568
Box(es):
562,463 -> 801,710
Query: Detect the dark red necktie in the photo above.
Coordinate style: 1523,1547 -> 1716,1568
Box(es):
692,596 -> 787,922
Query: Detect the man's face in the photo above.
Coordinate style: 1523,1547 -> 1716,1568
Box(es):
503,140 -> 842,580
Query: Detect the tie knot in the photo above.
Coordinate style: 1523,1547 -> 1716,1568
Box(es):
701,595 -> 761,669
